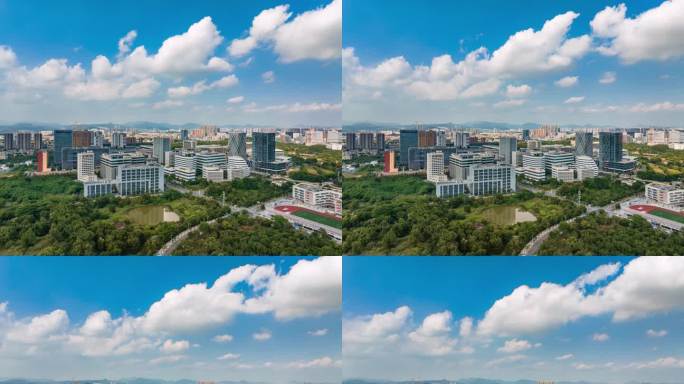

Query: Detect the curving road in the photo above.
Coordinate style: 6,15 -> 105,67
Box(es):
519,195 -> 637,256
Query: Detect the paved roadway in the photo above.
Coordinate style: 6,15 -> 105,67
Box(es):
518,194 -> 636,256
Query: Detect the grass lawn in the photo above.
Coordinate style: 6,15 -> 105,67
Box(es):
293,210 -> 342,229
650,209 -> 684,224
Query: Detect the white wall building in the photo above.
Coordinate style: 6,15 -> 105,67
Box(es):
77,151 -> 95,182
426,151 -> 447,182
552,165 -> 575,182
292,183 -> 342,214
646,183 -> 684,207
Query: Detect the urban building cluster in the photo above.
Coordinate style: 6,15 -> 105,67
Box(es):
1,126 -> 341,200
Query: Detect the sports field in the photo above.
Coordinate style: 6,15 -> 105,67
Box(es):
650,209 -> 684,224
630,204 -> 684,224
293,210 -> 342,229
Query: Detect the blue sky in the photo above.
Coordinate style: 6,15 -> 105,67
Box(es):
343,256 -> 684,383
0,0 -> 341,126
0,256 -> 341,382
343,0 -> 684,127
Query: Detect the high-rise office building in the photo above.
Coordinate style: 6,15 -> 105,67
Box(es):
16,132 -> 32,151
112,132 -> 127,148
153,137 -> 171,164
359,132 -> 374,151
227,132 -> 247,158
575,131 -> 593,157
252,132 -> 276,164
92,131 -> 104,148
180,129 -> 189,141
426,151 -> 447,182
436,130 -> 447,147
499,136 -> 517,165
53,129 -> 73,168
72,130 -> 92,147
522,129 -> 530,141
77,151 -> 95,181
599,131 -> 622,163
418,130 -> 437,147
399,129 -> 418,166
36,150 -> 49,172
454,132 -> 470,148
345,132 -> 357,151
1,133 -> 13,150
33,133 -> 43,149
383,150 -> 397,173
375,133 -> 385,151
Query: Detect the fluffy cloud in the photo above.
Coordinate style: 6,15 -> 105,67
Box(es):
343,306 -> 411,348
564,96 -> 585,104
243,256 -> 342,320
262,70 -> 276,84
308,328 -> 328,336
494,98 -> 527,108
6,310 -> 69,343
253,330 -> 272,341
160,339 -> 190,353
345,11 -> 590,101
271,0 -> 342,63
167,74 -> 238,98
477,257 -> 684,337
591,0 -> 684,63
459,317 -> 473,337
497,338 -> 541,353
117,30 -> 138,59
505,84 -> 532,98
287,356 -> 338,369
599,71 -> 617,84
0,258 -> 339,361
213,334 -> 234,343
217,353 -> 240,360
229,0 -> 341,63
592,333 -> 610,342
227,96 -> 245,104
555,75 -> 578,87
0,45 -> 17,69
407,311 -> 457,356
646,329 -> 668,338
556,353 -> 574,360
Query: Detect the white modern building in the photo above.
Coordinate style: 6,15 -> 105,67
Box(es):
576,155 -> 599,180
77,151 -> 95,181
203,166 -> 227,182
544,151 -> 575,171
646,183 -> 684,207
434,163 -> 516,197
117,164 -> 165,196
426,151 -> 447,182
552,165 -> 575,182
524,167 -> 546,181
292,183 -> 343,214
522,152 -> 545,169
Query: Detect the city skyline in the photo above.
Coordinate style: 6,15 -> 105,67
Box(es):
343,0 -> 684,127
0,0 -> 341,127
0,257 -> 342,381
343,257 -> 684,383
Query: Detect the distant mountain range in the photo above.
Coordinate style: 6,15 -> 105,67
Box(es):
0,121 -> 337,132
341,121 -> 668,132
0,379 -> 338,384
343,378 -> 678,384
